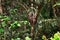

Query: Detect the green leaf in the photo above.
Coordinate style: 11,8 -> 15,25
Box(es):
56,3 -> 60,5
15,38 -> 20,40
50,32 -> 60,40
24,21 -> 28,24
11,38 -> 20,40
0,28 -> 4,33
11,38 -> 14,40
0,16 -> 2,18
10,24 -> 15,28
3,16 -> 10,21
53,3 -> 60,7
25,36 -> 31,40
14,21 -> 18,24
10,21 -> 21,28
1,21 -> 6,27
17,24 -> 21,27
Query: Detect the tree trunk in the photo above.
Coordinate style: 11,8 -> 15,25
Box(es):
0,0 -> 3,13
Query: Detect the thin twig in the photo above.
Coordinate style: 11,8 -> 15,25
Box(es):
16,2 -> 29,13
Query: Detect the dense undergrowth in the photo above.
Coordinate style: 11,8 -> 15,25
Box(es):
0,0 -> 60,40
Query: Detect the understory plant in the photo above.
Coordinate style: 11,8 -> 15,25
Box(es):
50,32 -> 60,40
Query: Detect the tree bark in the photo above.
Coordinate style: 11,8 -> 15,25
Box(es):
0,0 -> 3,13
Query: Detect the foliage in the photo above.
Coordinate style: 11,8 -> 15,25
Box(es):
0,0 -> 60,40
10,21 -> 21,29
25,36 -> 31,40
11,38 -> 21,40
50,32 -> 60,40
53,2 -> 60,7
0,28 -> 4,33
42,35 -> 47,40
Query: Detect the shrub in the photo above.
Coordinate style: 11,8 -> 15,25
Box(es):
50,32 -> 60,40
